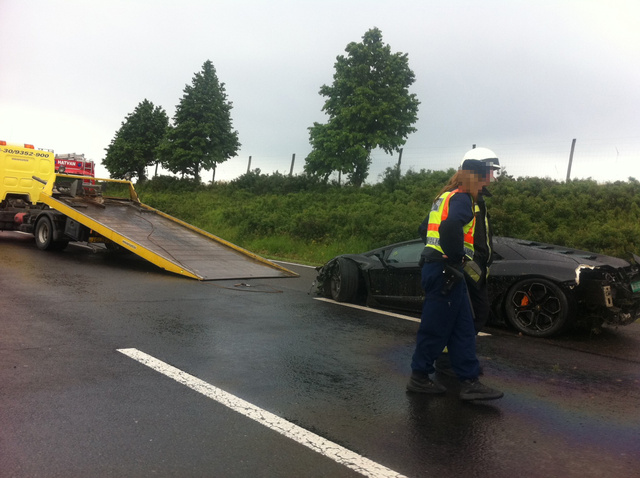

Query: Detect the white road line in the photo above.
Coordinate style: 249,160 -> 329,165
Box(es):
117,348 -> 409,478
314,297 -> 422,323
313,298 -> 491,336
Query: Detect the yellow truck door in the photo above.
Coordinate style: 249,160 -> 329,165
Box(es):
0,141 -> 54,203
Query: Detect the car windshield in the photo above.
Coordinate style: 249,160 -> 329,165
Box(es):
386,242 -> 424,264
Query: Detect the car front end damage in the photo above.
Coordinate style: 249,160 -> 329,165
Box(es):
574,255 -> 640,327
314,254 -> 375,303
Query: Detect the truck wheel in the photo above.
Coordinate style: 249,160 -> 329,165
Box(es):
34,216 -> 67,251
35,216 -> 54,250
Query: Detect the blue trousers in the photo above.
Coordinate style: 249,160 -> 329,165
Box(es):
411,262 -> 480,381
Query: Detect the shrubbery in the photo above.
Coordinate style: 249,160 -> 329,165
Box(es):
132,169 -> 640,265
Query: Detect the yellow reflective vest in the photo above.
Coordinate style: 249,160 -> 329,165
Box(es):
425,189 -> 476,259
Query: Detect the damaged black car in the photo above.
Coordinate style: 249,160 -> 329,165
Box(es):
314,237 -> 640,337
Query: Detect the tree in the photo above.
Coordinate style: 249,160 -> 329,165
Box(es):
304,27 -> 420,186
159,60 -> 241,182
103,99 -> 168,181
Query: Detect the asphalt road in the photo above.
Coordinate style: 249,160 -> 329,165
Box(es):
1,232 -> 639,478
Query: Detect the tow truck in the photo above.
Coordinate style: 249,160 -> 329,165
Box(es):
1,141 -> 297,280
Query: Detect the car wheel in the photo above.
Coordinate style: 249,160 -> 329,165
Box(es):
505,278 -> 573,337
328,257 -> 359,302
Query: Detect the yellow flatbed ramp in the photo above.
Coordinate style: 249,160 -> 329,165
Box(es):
38,177 -> 298,280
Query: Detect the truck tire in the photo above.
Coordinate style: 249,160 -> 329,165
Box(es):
34,216 -> 68,251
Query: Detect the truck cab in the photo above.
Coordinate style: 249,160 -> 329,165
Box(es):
0,141 -> 54,204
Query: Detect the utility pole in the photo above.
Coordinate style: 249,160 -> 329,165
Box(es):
246,156 -> 252,174
566,139 -> 576,182
289,153 -> 295,176
396,148 -> 403,178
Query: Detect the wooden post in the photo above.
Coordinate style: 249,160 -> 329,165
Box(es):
566,139 -> 576,182
247,156 -> 252,174
289,153 -> 295,176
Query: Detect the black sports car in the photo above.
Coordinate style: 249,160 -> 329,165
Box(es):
314,237 -> 640,337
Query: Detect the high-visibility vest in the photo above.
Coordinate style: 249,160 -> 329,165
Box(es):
425,189 -> 476,259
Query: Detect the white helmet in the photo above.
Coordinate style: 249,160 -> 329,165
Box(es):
461,147 -> 500,172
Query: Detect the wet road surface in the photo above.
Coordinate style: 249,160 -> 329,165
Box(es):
1,232 -> 639,477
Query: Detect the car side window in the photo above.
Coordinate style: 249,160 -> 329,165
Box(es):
386,243 -> 424,264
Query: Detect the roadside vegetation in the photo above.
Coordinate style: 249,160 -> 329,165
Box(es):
127,169 -> 640,266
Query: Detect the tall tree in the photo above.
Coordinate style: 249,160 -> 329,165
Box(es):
103,99 -> 168,181
305,28 -> 420,186
159,60 -> 240,182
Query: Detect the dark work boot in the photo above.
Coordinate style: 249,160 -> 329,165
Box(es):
406,373 -> 446,394
459,379 -> 503,401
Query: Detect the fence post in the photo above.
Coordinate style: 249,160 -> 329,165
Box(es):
566,139 -> 576,182
396,148 -> 403,177
289,153 -> 295,176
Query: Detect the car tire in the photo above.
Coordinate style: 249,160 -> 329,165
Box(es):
504,278 -> 574,337
328,257 -> 359,303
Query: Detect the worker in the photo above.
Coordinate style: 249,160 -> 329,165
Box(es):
408,153 -> 503,401
419,147 -> 501,376
460,147 -> 500,332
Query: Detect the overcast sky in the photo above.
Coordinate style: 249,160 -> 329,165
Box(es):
1,0 -> 639,183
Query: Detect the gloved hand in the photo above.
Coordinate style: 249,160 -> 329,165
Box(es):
463,260 -> 483,285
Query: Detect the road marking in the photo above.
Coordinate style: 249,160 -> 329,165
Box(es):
117,348 -> 409,478
313,298 -> 491,336
314,297 -> 422,323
